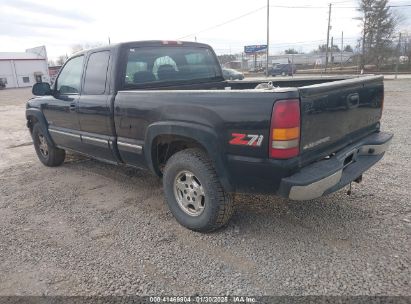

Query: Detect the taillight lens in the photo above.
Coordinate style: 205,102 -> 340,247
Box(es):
269,99 -> 301,159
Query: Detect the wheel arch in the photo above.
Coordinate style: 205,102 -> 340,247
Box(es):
26,108 -> 54,144
145,121 -> 233,192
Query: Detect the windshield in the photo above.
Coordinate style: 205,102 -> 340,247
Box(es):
124,46 -> 222,87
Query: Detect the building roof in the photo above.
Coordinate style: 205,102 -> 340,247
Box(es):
0,52 -> 45,60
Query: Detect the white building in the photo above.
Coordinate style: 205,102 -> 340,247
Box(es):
0,46 -> 50,88
269,52 -> 354,66
238,51 -> 355,70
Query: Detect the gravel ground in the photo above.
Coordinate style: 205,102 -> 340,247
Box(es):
0,81 -> 409,296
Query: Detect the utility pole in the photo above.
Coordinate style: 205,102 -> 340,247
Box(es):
241,52 -> 244,72
325,3 -> 332,73
340,31 -> 343,70
395,32 -> 402,80
266,0 -> 270,77
330,36 -> 334,72
361,10 -> 366,70
356,41 -> 360,75
108,37 -> 111,45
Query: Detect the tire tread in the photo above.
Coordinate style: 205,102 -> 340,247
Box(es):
163,148 -> 234,232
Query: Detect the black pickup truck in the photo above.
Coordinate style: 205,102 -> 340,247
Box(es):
26,40 -> 392,232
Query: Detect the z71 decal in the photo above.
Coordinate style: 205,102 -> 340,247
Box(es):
229,133 -> 264,147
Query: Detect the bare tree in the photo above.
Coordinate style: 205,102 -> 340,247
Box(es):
358,0 -> 399,69
344,45 -> 354,52
313,44 -> 340,53
284,48 -> 299,54
401,32 -> 410,67
71,42 -> 105,55
56,55 -> 68,66
71,44 -> 84,54
217,54 -> 236,65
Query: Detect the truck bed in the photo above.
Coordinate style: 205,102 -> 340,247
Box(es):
114,75 -> 384,192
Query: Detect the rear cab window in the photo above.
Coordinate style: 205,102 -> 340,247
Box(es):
83,51 -> 110,95
123,45 -> 222,88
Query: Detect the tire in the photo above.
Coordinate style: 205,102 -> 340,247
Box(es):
163,148 -> 234,232
32,123 -> 65,167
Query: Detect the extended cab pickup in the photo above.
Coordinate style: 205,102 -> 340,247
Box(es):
26,41 -> 392,231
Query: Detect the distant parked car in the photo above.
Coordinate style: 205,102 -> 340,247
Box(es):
270,64 -> 296,76
222,68 -> 244,80
399,56 -> 409,64
0,79 -> 6,90
248,66 -> 266,73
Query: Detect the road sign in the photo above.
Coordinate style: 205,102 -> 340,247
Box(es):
244,45 -> 267,54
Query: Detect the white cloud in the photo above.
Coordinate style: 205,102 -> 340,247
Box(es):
0,0 -> 409,60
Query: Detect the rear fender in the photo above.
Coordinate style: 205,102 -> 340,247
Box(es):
145,121 -> 233,192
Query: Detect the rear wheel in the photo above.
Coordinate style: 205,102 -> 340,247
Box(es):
163,148 -> 234,232
32,123 -> 65,167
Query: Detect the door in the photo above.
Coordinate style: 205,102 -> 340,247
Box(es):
77,50 -> 117,162
43,55 -> 84,150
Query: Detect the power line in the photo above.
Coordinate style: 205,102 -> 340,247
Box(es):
177,2 -> 411,43
269,5 -> 354,8
269,4 -> 411,9
176,2 -> 378,40
270,5 -> 327,8
177,6 -> 266,40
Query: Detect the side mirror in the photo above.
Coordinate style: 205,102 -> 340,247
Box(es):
32,82 -> 51,96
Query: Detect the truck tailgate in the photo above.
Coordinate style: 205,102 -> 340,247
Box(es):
298,75 -> 384,162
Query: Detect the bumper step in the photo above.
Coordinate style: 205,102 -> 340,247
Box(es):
279,131 -> 393,200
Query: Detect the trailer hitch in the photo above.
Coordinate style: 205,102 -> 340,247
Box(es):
347,175 -> 363,195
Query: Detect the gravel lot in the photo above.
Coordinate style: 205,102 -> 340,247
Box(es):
0,80 -> 409,296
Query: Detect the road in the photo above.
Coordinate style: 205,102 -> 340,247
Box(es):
0,81 -> 409,296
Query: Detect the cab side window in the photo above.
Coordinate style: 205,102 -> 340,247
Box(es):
83,51 -> 110,95
125,61 -> 148,84
56,56 -> 84,94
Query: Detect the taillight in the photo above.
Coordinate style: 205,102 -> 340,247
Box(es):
269,99 -> 301,159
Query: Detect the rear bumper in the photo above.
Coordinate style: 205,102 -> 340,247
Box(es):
278,131 -> 393,200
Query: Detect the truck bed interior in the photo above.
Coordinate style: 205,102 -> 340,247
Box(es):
132,76 -> 363,91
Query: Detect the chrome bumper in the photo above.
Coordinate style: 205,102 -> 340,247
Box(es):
279,132 -> 393,201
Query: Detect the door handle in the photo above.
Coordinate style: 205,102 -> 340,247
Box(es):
346,93 -> 359,109
69,102 -> 76,112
